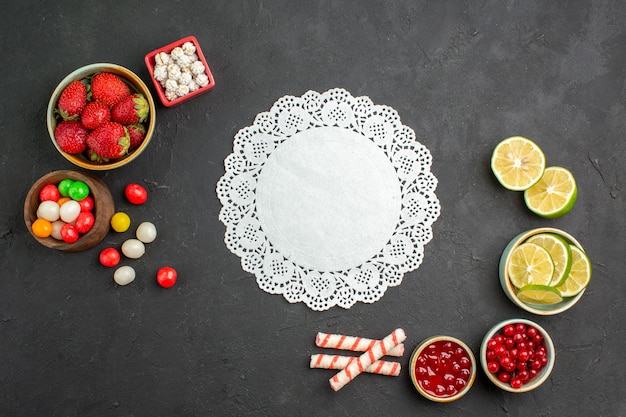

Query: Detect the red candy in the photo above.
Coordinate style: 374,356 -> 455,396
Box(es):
99,248 -> 121,267
414,340 -> 473,398
74,212 -> 95,233
156,266 -> 177,288
125,183 -> 148,205
78,195 -> 95,212
485,323 -> 548,389
60,223 -> 79,243
39,184 -> 60,202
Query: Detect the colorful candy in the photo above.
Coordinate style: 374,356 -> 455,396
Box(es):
156,266 -> 177,288
121,238 -> 145,259
110,212 -> 131,232
114,265 -> 136,286
32,178 -> 95,243
136,221 -> 157,243
125,183 -> 148,205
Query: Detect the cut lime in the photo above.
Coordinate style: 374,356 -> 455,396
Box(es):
557,245 -> 592,297
507,242 -> 555,289
491,136 -> 546,191
526,233 -> 572,287
516,284 -> 564,305
524,166 -> 577,218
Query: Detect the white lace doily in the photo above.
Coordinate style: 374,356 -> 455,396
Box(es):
217,88 -> 440,311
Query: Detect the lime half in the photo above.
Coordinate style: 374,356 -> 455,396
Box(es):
557,245 -> 592,297
491,136 -> 546,191
526,233 -> 573,287
507,242 -> 555,289
517,284 -> 564,305
524,166 -> 577,218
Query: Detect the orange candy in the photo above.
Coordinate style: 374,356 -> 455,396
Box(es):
32,218 -> 53,238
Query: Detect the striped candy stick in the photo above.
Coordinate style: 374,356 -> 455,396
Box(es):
310,354 -> 401,377
329,328 -> 406,391
315,332 -> 405,357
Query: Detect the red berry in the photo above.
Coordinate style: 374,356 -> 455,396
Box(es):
125,183 -> 148,205
81,101 -> 111,130
157,266 -> 177,288
57,80 -> 87,120
91,72 -> 131,107
74,212 -> 95,233
494,345 -> 507,357
39,184 -> 60,202
487,361 -> 499,373
503,324 -> 515,336
99,248 -> 120,267
60,223 -> 79,243
515,323 -> 527,334
510,378 -> 523,389
497,371 -> 511,383
54,120 -> 88,154
86,122 -> 130,159
111,93 -> 149,124
487,338 -> 498,350
126,123 -> 146,150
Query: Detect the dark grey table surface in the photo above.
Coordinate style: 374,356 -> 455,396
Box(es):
1,1 -> 625,416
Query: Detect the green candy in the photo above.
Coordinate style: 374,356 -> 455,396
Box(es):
68,181 -> 90,201
58,179 -> 74,197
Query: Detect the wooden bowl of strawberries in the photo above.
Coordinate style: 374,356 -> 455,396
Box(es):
47,63 -> 156,170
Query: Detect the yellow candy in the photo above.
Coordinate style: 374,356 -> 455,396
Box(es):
110,212 -> 131,233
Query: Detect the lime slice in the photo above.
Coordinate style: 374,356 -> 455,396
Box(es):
516,284 -> 564,305
557,245 -> 592,297
525,233 -> 572,287
507,242 -> 555,289
524,166 -> 577,218
491,136 -> 546,191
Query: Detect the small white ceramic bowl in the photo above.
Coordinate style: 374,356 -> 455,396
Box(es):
480,318 -> 555,393
499,227 -> 587,315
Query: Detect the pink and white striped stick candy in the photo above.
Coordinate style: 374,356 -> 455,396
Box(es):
329,328 -> 406,391
310,354 -> 401,377
315,332 -> 405,357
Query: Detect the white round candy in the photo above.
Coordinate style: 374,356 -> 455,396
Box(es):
37,201 -> 60,222
121,238 -> 145,259
114,265 -> 136,286
59,200 -> 81,223
136,222 -> 157,243
50,220 -> 65,240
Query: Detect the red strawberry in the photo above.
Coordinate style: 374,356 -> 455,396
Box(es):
81,101 -> 111,130
91,72 -> 131,107
86,122 -> 130,159
126,123 -> 146,150
54,120 -> 88,154
56,80 -> 87,120
111,94 -> 149,124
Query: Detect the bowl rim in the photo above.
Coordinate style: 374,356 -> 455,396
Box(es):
480,318 -> 556,393
46,63 -> 156,170
144,35 -> 216,107
408,335 -> 477,402
499,227 -> 586,315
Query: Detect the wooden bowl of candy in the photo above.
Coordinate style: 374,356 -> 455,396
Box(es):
24,170 -> 114,252
47,63 -> 156,170
409,335 -> 476,402
480,318 -> 555,393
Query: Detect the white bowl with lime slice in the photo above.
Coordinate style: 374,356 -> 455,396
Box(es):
499,227 -> 591,315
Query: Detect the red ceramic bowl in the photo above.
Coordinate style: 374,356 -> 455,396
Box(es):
144,35 -> 215,107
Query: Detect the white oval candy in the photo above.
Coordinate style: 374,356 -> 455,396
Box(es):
136,222 -> 157,243
50,220 -> 65,240
121,238 -> 145,259
114,265 -> 136,286
59,200 -> 81,223
37,201 -> 60,222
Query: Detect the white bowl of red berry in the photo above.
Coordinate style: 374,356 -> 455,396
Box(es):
480,319 -> 555,393
47,63 -> 156,170
409,335 -> 476,402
